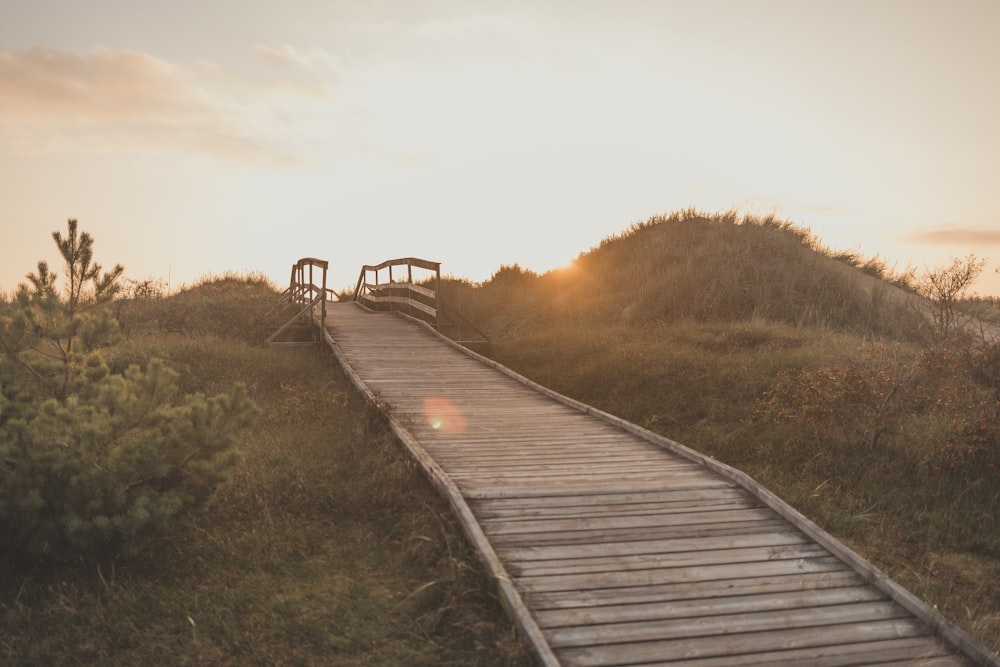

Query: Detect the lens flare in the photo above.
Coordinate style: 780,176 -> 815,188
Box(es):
422,396 -> 466,434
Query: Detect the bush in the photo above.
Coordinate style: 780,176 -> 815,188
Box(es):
754,344 -> 920,450
921,344 -> 1000,487
0,220 -> 258,560
755,340 -> 1000,496
0,359 -> 255,558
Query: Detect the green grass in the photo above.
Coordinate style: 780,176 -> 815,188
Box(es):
0,278 -> 532,666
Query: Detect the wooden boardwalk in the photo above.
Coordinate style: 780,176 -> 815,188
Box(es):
323,302 -> 996,667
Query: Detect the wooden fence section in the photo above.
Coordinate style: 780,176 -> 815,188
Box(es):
352,257 -> 441,325
322,301 -> 998,667
265,258 -> 332,346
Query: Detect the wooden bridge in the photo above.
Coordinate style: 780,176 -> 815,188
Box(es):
269,258 -> 999,666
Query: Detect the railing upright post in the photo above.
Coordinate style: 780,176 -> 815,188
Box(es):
321,261 -> 327,324
308,263 -> 313,303
300,262 -> 305,302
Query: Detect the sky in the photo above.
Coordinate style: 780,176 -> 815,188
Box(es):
2,0 -> 999,296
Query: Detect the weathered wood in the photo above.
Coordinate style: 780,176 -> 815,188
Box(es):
497,529 -> 808,561
506,543 -> 832,579
265,293 -> 322,345
514,555 -> 851,593
362,292 -> 437,318
321,302 -> 997,667
527,569 -> 866,609
556,624 -> 953,667
352,257 -> 441,326
547,599 -> 912,647
488,518 -> 798,550
533,584 -> 886,627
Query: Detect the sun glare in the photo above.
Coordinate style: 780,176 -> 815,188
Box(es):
422,396 -> 466,434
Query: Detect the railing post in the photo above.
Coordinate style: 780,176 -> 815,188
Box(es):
321,261 -> 327,324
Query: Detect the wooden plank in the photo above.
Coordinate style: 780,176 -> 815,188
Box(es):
555,619 -> 930,666
479,507 -> 780,536
470,487 -> 748,514
496,529 -> 809,562
533,585 -> 887,627
479,501 -> 768,532
547,600 -> 911,647
447,470 -> 721,488
430,456 -> 701,471
618,637 -> 963,667
441,458 -> 706,474
487,518 -> 796,548
526,570 -> 866,609
515,555 -> 850,593
506,543 -> 832,578
463,475 -> 741,500
474,496 -> 759,521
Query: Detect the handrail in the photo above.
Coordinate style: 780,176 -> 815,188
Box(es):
289,257 -> 330,323
353,257 -> 441,326
266,257 -> 330,345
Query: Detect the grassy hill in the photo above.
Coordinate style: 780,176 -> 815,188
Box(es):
443,209 -> 934,338
441,210 -> 1000,656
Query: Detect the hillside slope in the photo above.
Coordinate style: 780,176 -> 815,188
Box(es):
460,211 -> 937,341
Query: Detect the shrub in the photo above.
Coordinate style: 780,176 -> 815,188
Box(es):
753,344 -> 920,450
0,220 -> 258,560
755,339 -> 1000,495
914,253 -> 987,344
0,359 -> 255,558
922,343 -> 1000,488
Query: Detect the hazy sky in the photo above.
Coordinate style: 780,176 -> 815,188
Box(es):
2,0 -> 999,295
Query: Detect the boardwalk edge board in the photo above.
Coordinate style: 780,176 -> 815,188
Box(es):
325,305 -> 999,666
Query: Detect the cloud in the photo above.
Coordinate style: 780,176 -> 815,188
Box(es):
905,225 -> 1000,246
0,46 -> 318,163
253,44 -> 342,73
0,46 -> 195,124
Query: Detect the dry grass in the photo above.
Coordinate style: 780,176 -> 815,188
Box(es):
0,277 -> 532,666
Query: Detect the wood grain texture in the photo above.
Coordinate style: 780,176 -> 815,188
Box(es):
324,302 -> 996,666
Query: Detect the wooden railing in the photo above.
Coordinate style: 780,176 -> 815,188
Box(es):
266,257 -> 332,345
353,257 -> 441,326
